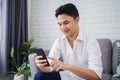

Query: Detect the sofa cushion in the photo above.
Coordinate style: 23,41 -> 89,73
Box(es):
101,73 -> 112,80
97,39 -> 112,74
111,77 -> 120,80
28,53 -> 38,79
112,40 -> 120,75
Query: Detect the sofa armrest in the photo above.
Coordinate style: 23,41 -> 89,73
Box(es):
29,53 -> 39,79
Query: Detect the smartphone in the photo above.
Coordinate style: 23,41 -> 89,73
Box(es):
37,48 -> 50,66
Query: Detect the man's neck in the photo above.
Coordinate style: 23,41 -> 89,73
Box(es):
68,29 -> 79,42
67,29 -> 79,49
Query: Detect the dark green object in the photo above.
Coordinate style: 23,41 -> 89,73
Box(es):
113,42 -> 120,78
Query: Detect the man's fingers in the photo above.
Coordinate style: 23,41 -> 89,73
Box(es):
35,56 -> 47,65
36,62 -> 48,67
35,59 -> 47,64
35,56 -> 43,60
56,66 -> 62,71
52,63 -> 60,71
48,57 -> 57,61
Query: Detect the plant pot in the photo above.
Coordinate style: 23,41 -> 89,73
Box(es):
24,76 -> 28,80
14,74 -> 24,80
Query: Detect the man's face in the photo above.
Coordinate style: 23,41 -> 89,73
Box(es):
57,14 -> 79,38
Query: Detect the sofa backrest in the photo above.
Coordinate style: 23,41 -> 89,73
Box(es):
97,39 -> 112,74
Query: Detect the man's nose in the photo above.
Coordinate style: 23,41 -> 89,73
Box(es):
61,25 -> 67,29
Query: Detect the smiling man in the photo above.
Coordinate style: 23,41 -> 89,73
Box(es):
35,3 -> 103,80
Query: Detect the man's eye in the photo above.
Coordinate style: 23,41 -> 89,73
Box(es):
58,24 -> 61,26
64,22 -> 69,25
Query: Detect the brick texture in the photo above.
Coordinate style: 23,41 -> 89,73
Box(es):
28,0 -> 120,49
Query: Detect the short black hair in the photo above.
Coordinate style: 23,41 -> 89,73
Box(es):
55,3 -> 79,19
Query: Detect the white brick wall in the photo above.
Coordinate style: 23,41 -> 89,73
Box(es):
28,0 -> 120,49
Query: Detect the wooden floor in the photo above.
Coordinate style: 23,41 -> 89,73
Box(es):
0,77 -> 13,80
0,75 -> 13,80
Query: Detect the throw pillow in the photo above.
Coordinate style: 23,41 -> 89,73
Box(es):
113,42 -> 120,78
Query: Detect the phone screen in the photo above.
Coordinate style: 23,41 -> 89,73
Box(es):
37,48 -> 50,66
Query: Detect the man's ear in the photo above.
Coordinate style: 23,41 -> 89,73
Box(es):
75,17 -> 80,23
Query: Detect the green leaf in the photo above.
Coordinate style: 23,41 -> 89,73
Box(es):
23,65 -> 31,76
23,56 -> 27,62
30,48 -> 35,54
8,71 -> 17,74
117,42 -> 120,48
28,38 -> 34,44
9,59 -> 15,67
10,47 -> 14,58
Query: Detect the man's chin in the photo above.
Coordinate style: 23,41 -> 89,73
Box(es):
64,34 -> 70,38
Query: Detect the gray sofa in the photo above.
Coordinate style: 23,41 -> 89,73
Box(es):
28,39 -> 120,80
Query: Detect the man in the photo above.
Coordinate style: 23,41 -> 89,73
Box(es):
35,3 -> 103,80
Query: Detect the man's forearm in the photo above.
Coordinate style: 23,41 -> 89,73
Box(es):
67,65 -> 100,80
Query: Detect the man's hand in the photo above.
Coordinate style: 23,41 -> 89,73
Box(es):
48,57 -> 69,71
35,56 -> 50,72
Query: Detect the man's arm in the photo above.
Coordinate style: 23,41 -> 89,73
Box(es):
49,57 -> 100,80
67,64 -> 100,80
35,39 -> 61,73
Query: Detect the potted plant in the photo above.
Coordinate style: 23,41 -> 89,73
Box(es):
9,38 -> 35,80
9,47 -> 24,80
18,38 -> 35,79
